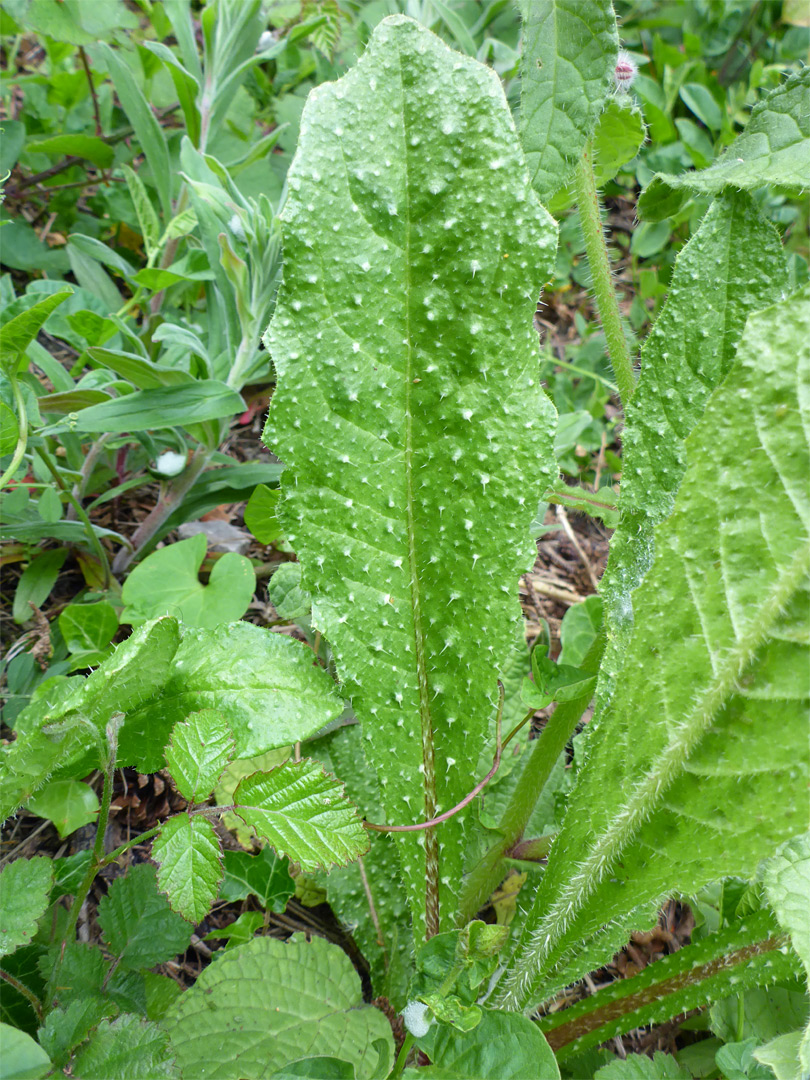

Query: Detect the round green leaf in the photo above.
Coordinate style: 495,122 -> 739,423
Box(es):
27,780 -> 99,839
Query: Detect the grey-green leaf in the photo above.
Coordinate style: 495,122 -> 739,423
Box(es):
518,0 -> 618,203
152,814 -> 223,924
0,857 -> 53,958
638,67 -> 810,221
122,622 -> 343,769
233,759 -> 369,872
163,934 -> 394,1080
263,14 -> 557,937
498,284 -> 810,1011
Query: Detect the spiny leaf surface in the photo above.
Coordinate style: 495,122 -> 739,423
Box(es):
518,0 -> 618,203
263,13 -> 557,936
599,190 -> 788,702
499,285 -> 810,1011
164,710 -> 234,804
639,68 -> 810,220
234,759 -> 369,872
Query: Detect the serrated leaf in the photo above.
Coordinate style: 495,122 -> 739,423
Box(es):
518,0 -> 618,203
38,942 -> 107,1010
639,68 -> 810,221
233,759 -> 369,872
594,1052 -> 691,1079
762,833 -> 810,1071
599,190 -> 788,705
97,864 -> 192,970
498,284 -> 810,1011
218,847 -> 294,911
0,857 -> 53,957
164,710 -> 234,803
71,1014 -> 177,1079
163,934 -> 393,1080
263,14 -> 557,937
122,622 -> 343,769
540,910 -> 802,1059
37,999 -> 113,1068
152,814 -> 223,924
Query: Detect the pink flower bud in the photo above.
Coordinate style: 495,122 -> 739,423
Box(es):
614,51 -> 637,92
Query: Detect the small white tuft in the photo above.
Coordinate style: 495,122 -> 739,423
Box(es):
402,1001 -> 432,1038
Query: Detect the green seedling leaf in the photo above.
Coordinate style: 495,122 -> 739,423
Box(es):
595,1052 -> 691,1079
234,760 -> 369,872
122,622 -> 343,768
268,562 -> 311,621
164,710 -> 234,803
71,380 -> 245,433
244,483 -> 282,544
58,601 -> 118,670
36,487 -> 62,524
558,595 -> 603,668
121,534 -> 255,630
423,992 -> 482,1032
264,14 -> 558,936
499,285 -> 810,1012
600,190 -> 788,706
27,780 -> 99,839
0,857 -> 52,957
218,847 -> 295,910
0,400 -> 19,455
37,999 -> 112,1069
203,911 -> 264,951
0,1024 -> 51,1080
97,864 -> 192,970
518,0 -> 618,203
152,813 -> 223,924
12,549 -> 68,624
71,1014 -> 177,1080
414,1008 -> 560,1080
539,910 -> 802,1059
121,165 -> 160,260
164,934 -> 394,1080
531,652 -> 597,703
0,288 -> 72,375
639,68 -> 810,220
754,1031 -> 806,1080
29,131 -> 113,168
762,834 -> 810,1072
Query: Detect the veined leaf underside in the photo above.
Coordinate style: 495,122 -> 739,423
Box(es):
498,286 -> 810,1010
264,15 -> 558,936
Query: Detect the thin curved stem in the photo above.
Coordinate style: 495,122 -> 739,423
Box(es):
0,969 -> 43,1021
0,377 -> 29,491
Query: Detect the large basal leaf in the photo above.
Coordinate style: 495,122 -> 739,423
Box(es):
163,934 -> 394,1080
263,14 -> 557,937
233,759 -> 369,872
518,0 -> 618,204
497,285 -> 810,1011
639,67 -> 810,221
599,191 -> 788,703
0,856 -> 53,957
121,622 -> 343,769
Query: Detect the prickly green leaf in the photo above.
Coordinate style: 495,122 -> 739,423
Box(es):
233,760 -> 369,872
0,857 -> 53,958
122,622 -> 343,769
518,0 -> 618,203
164,710 -> 234,803
540,910 -> 802,1060
599,190 -> 788,704
152,813 -> 223,924
71,1015 -> 177,1080
762,833 -> 810,1072
639,68 -> 810,221
98,865 -> 193,970
163,935 -> 394,1080
498,285 -> 810,1011
263,14 -> 557,936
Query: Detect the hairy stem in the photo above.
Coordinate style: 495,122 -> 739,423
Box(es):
574,139 -> 635,406
0,968 -> 43,1021
457,633 -> 605,925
